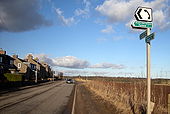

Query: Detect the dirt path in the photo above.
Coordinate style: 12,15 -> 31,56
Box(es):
75,83 -> 119,114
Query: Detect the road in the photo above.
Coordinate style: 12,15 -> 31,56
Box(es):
0,81 -> 74,114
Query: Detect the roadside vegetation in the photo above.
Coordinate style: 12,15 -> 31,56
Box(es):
4,73 -> 23,81
76,77 -> 170,114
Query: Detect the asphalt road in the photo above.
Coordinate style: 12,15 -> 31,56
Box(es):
0,81 -> 74,114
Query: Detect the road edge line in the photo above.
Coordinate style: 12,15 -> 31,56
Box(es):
71,85 -> 77,114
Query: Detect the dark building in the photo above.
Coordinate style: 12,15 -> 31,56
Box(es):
26,54 -> 46,80
0,49 -> 17,74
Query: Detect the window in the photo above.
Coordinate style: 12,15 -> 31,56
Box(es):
30,64 -> 36,70
10,60 -> 14,65
0,57 -> 2,63
32,64 -> 36,70
18,63 -> 21,68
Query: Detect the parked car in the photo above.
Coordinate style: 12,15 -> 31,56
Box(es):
66,79 -> 74,84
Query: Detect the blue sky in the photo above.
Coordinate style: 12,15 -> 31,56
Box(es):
0,0 -> 170,78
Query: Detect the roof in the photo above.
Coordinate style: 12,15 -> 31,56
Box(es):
18,58 -> 27,62
0,54 -> 14,60
33,59 -> 42,66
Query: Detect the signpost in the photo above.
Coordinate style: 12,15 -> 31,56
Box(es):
131,6 -> 155,114
146,28 -> 151,114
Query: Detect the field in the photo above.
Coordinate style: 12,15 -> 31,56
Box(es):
76,77 -> 170,114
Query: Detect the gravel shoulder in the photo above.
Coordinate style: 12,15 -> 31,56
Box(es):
75,83 -> 119,114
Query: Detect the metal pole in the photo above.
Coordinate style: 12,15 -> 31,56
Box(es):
146,28 -> 151,114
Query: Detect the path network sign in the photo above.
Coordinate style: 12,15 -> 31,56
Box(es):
131,21 -> 152,29
135,7 -> 152,22
132,7 -> 153,30
131,6 -> 155,43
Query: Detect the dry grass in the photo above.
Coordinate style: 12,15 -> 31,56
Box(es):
77,78 -> 169,114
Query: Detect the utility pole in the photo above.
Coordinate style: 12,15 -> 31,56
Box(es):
146,28 -> 151,114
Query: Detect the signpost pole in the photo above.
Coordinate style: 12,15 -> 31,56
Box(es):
132,6 -> 154,114
146,28 -> 151,114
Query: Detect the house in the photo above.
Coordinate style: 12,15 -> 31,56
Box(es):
58,72 -> 63,80
12,55 -> 36,81
41,62 -> 50,78
0,49 -> 17,74
26,54 -> 46,80
40,62 -> 53,78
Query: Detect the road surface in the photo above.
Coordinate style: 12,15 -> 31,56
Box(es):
0,81 -> 74,114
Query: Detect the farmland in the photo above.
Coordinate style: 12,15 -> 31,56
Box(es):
75,77 -> 170,114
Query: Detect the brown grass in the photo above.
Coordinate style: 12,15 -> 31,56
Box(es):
77,78 -> 170,114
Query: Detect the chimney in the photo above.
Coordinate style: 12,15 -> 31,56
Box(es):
0,48 -> 6,55
27,54 -> 33,60
34,57 -> 39,61
12,55 -> 18,58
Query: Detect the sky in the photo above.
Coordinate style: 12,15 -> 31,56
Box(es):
0,0 -> 170,78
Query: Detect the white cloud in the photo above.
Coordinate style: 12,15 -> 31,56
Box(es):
55,68 -> 146,77
89,63 -> 126,69
55,8 -> 75,26
55,69 -> 110,76
32,54 -> 126,70
33,54 -> 89,69
101,25 -> 114,33
50,0 -> 91,26
74,0 -> 91,18
33,54 -> 55,66
153,10 -> 170,30
96,0 -> 139,23
53,56 -> 89,69
96,0 -> 170,30
75,9 -> 88,16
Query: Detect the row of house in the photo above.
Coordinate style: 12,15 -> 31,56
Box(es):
0,49 -> 53,81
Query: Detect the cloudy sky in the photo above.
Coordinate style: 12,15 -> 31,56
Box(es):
0,0 -> 170,78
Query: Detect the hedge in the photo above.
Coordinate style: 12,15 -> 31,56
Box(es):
4,73 -> 23,82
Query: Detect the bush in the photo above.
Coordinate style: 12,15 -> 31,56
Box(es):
83,78 -> 169,114
4,73 -> 23,82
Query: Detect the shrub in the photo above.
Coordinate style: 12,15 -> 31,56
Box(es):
82,78 -> 169,114
4,73 -> 23,82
